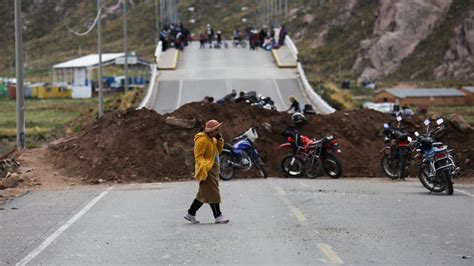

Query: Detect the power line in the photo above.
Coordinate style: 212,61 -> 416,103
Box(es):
63,0 -> 121,37
102,0 -> 122,12
63,7 -> 103,37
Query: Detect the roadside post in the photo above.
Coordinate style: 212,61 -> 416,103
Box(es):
15,0 -> 25,149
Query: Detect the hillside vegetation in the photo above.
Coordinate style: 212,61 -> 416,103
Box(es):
0,0 -> 473,85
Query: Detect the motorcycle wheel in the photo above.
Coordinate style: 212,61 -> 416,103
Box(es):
381,155 -> 399,179
306,157 -> 322,179
219,153 -> 235,181
418,163 -> 444,193
322,153 -> 343,178
442,169 -> 454,195
281,154 -> 303,177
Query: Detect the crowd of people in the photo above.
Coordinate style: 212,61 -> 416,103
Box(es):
198,24 -> 228,49
245,25 -> 287,51
159,23 -> 191,51
158,22 -> 288,52
196,24 -> 288,51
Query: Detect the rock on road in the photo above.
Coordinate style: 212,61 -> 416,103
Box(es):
1,178 -> 473,265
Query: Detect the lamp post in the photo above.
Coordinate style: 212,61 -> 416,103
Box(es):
14,0 -> 25,149
123,0 -> 129,93
98,0 -> 104,118
155,0 -> 159,43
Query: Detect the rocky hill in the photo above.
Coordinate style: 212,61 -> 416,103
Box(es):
0,0 -> 473,84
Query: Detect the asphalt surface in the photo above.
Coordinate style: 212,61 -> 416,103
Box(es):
1,178 -> 473,265
152,43 -> 314,114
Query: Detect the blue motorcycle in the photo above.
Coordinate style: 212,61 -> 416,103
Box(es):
415,118 -> 458,195
219,128 -> 267,181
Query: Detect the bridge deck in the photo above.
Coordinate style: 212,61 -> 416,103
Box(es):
152,43 -> 316,114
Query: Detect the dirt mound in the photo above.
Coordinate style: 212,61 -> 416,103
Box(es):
49,102 -> 474,183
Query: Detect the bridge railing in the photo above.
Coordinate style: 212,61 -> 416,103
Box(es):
285,37 -> 336,114
285,35 -> 298,62
137,41 -> 162,109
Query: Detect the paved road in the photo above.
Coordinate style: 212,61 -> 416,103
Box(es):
1,178 -> 473,265
151,43 -> 314,114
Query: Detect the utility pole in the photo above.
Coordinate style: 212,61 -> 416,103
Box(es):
123,0 -> 129,93
155,0 -> 159,43
97,0 -> 104,118
14,0 -> 25,150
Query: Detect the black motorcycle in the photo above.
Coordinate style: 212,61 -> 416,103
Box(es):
381,116 -> 413,179
414,118 -> 459,195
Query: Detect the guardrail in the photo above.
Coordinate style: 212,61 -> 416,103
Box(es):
285,35 -> 298,62
286,37 -> 335,114
137,42 -> 162,109
155,41 -> 163,63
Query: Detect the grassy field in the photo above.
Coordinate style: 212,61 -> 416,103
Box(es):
0,90 -> 144,155
0,97 -> 98,153
0,97 -> 98,136
429,105 -> 474,125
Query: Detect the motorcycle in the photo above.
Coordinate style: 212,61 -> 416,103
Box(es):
219,128 -> 267,181
414,118 -> 459,195
250,95 -> 276,110
279,131 -> 343,178
380,116 -> 413,179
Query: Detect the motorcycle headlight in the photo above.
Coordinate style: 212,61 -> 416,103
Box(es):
408,136 -> 413,142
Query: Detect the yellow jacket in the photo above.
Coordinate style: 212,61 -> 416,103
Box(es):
194,132 -> 224,182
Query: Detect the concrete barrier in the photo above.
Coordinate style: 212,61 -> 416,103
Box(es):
286,37 -> 336,114
137,42 -> 162,110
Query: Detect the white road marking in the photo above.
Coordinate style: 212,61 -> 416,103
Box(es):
16,187 -> 114,266
291,207 -> 307,223
275,186 -> 286,196
176,80 -> 183,109
318,243 -> 343,264
273,79 -> 289,110
454,188 -> 474,198
274,185 -> 306,223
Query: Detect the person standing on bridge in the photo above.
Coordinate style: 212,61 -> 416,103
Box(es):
206,24 -> 214,49
286,96 -> 301,113
184,119 -> 230,224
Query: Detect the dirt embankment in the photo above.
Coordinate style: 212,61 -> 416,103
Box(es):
47,102 -> 474,183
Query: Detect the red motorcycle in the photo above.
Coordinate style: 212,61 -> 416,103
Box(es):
278,134 -> 343,178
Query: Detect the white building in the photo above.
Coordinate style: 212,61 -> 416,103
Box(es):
53,53 -> 151,98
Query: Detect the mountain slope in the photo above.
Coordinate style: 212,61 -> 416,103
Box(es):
0,0 -> 472,84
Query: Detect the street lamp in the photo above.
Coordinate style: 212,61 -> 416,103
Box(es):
14,0 -> 25,149
123,0 -> 129,93
97,0 -> 104,118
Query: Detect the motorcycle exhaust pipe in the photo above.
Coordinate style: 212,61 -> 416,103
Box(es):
452,167 -> 461,178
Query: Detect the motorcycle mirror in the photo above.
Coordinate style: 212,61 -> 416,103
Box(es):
383,123 -> 389,129
423,119 -> 430,126
414,131 -> 420,137
436,118 -> 444,125
396,116 -> 402,122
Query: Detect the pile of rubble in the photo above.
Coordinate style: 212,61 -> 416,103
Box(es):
48,102 -> 473,183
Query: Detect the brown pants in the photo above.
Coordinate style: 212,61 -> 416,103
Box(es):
196,166 -> 221,203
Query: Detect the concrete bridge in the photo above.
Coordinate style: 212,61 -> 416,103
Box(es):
141,38 -> 335,114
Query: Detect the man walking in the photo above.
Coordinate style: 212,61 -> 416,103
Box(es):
184,119 -> 230,224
